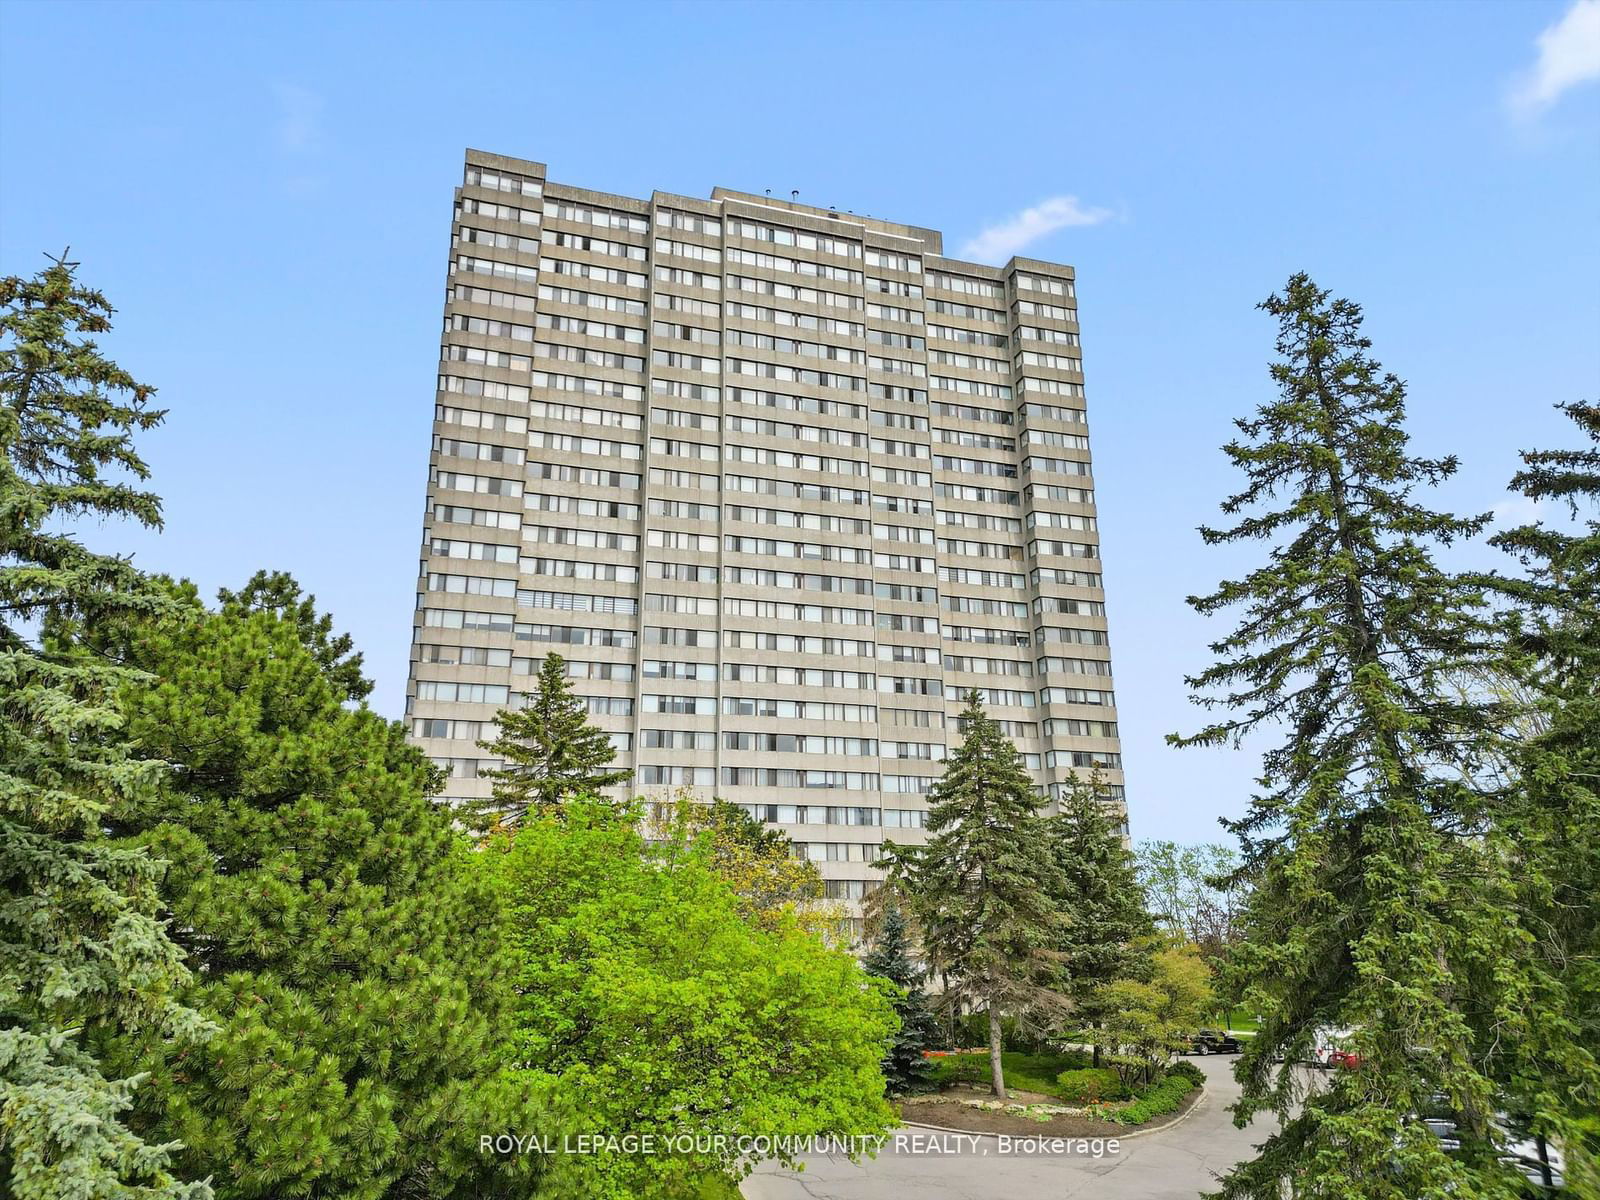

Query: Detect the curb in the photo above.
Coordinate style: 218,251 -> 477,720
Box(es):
898,1084 -> 1205,1142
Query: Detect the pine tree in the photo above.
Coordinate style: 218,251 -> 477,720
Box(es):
1172,274 -> 1533,1198
1047,774 -> 1153,1067
474,651 -> 631,828
216,568 -> 370,702
861,906 -> 938,1095
90,581 -> 543,1198
1,258 -> 211,1200
879,690 -> 1066,1099
1487,402 -> 1600,1193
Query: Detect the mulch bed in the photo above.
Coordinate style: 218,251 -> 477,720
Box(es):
897,1084 -> 1202,1138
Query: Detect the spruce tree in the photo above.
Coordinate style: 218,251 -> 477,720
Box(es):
860,906 -> 938,1095
1047,774 -> 1152,1067
91,581 -> 542,1198
1,258 -> 211,1200
1487,402 -> 1600,1192
1172,274 -> 1532,1198
879,690 -> 1066,1099
475,651 -> 630,827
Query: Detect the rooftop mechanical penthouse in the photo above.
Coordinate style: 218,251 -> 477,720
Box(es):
407,149 -> 1126,919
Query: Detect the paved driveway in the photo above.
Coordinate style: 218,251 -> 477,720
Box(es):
742,1054 -> 1282,1200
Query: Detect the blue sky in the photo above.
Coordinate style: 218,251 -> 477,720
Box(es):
2,0 -> 1596,845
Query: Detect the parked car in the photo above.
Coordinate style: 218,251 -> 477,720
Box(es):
1412,1111 -> 1566,1195
1327,1048 -> 1363,1070
1186,1029 -> 1242,1055
1307,1026 -> 1355,1068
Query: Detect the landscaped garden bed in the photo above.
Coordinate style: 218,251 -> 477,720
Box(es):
897,1051 -> 1204,1137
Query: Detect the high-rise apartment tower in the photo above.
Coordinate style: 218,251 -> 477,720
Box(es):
407,150 -> 1125,911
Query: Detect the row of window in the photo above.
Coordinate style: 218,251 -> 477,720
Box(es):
421,548 -> 1105,603
454,243 -> 1072,328
412,671 -> 1115,716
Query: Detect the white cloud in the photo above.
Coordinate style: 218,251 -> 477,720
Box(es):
272,83 -> 323,153
959,195 -> 1113,263
1508,0 -> 1600,115
1491,494 -> 1543,528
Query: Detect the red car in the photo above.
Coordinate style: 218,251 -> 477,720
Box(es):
1328,1049 -> 1363,1070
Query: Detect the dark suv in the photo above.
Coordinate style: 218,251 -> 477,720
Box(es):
1186,1029 -> 1242,1055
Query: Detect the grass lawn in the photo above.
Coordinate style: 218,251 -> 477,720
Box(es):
925,1049 -> 1091,1097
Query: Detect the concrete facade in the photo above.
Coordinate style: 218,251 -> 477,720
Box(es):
406,150 -> 1125,919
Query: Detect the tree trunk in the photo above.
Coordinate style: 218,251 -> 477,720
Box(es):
987,1003 -> 1007,1099
1091,1019 -> 1102,1068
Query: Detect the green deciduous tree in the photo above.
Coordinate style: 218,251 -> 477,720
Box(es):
861,906 -> 938,1095
1049,775 -> 1153,1066
1097,944 -> 1212,1090
1487,401 -> 1600,1192
91,580 -> 539,1199
1,258 -> 211,1200
1134,839 -> 1247,967
879,690 -> 1067,1100
491,798 -> 896,1199
475,651 -> 630,828
648,794 -> 839,939
1172,274 -> 1533,1198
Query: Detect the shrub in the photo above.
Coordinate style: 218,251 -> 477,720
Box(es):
1167,1059 -> 1205,1087
1054,1067 -> 1126,1104
927,1053 -> 989,1089
1100,1073 -> 1201,1126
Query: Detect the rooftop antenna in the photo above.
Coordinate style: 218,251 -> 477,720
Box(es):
791,190 -> 799,201
765,188 -> 771,197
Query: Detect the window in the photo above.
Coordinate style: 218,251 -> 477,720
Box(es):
642,694 -> 717,715
928,324 -> 1006,348
453,283 -> 539,313
540,257 -> 647,288
425,572 -> 514,597
542,198 -> 647,233
928,272 -> 1003,300
432,503 -> 520,530
864,249 -> 921,273
927,297 -> 1005,323
455,255 -> 537,284
540,284 -> 647,315
1015,273 -> 1074,298
637,766 -> 716,786
654,238 -> 721,263
466,166 -> 541,197
538,313 -> 645,343
412,717 -> 486,740
435,405 -> 529,435
417,643 -> 512,667
518,590 -> 637,615
429,537 -> 517,563
656,209 -> 721,236
414,680 -> 509,704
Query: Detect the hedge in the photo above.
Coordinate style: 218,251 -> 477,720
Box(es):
1100,1072 -> 1200,1125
